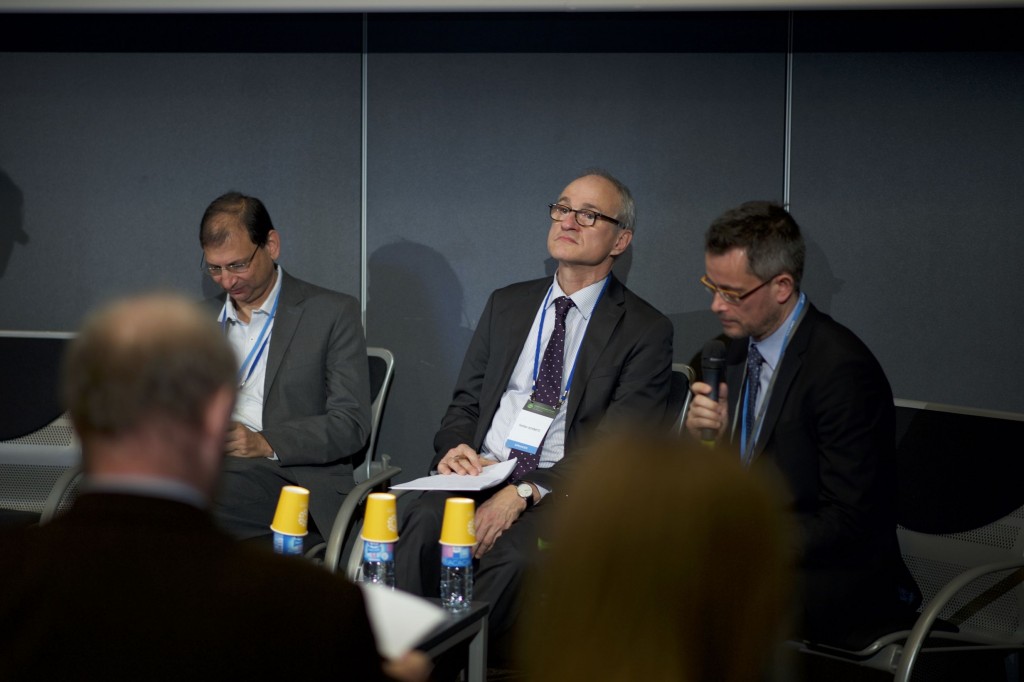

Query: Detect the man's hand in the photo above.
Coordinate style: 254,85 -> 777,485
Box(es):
224,422 -> 273,458
684,380 -> 729,442
473,484 -> 530,558
383,650 -> 432,682
437,444 -> 489,475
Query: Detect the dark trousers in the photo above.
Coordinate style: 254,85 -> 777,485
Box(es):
396,488 -> 549,644
214,456 -> 304,541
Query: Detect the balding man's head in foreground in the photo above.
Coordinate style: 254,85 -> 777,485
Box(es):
62,293 -> 237,499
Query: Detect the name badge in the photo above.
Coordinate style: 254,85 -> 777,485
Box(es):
504,400 -> 559,454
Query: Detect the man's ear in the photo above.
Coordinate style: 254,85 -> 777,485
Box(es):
610,228 -> 633,257
201,386 -> 234,459
266,229 -> 281,261
773,272 -> 796,304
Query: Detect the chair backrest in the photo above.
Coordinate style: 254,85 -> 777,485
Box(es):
668,363 -> 695,435
357,347 -> 395,484
895,399 -> 1024,643
0,331 -> 81,523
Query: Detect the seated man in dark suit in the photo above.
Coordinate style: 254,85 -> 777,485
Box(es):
0,293 -> 426,681
685,201 -> 919,647
198,192 -> 371,544
396,170 -> 674,647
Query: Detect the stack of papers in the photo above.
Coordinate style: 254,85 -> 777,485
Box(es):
359,584 -> 449,659
391,458 -> 516,492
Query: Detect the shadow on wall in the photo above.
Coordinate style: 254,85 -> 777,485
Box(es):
0,170 -> 29,279
801,237 -> 843,317
367,239 -> 473,479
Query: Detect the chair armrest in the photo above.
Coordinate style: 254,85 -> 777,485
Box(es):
895,558 -> 1024,682
322,465 -> 402,573
40,465 -> 82,524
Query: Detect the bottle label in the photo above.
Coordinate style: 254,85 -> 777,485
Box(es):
441,544 -> 472,568
363,541 -> 395,563
273,532 -> 304,556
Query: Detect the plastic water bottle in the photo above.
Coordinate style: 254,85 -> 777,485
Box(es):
361,541 -> 396,588
440,544 -> 473,613
273,532 -> 303,556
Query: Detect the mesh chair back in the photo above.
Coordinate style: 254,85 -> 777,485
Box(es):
900,506 -> 1024,641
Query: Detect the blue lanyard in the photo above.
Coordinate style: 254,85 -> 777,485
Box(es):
532,275 -> 610,408
221,290 -> 280,388
740,292 -> 806,462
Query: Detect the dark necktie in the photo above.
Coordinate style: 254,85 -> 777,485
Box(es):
743,344 -> 764,461
510,295 -> 575,483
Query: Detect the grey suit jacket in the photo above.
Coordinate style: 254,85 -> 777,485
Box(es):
211,269 -> 371,531
433,274 -> 673,494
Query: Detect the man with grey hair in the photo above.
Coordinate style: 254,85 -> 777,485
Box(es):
0,293 -> 426,681
396,170 -> 673,652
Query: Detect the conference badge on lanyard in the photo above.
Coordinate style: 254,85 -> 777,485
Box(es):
504,400 -> 559,455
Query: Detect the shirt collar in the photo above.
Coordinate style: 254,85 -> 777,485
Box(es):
82,474 -> 208,509
749,296 -> 803,372
549,273 -> 608,321
223,265 -> 284,324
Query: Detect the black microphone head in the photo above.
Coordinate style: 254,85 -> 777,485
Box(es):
701,339 -> 727,371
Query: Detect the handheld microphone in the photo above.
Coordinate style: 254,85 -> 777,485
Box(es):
700,340 -> 727,444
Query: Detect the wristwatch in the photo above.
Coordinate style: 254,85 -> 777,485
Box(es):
515,482 -> 535,509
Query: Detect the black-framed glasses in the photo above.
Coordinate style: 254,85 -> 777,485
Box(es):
700,274 -> 774,305
549,203 -> 621,228
202,244 -> 260,278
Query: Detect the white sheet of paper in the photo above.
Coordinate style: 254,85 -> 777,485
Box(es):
359,584 -> 449,659
391,458 -> 517,491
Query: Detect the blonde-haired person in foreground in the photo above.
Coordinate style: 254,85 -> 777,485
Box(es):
0,293 -> 427,682
521,434 -> 793,682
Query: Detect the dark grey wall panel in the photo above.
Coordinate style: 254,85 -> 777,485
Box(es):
0,52 -> 362,331
789,50 -> 1024,413
365,51 -> 786,478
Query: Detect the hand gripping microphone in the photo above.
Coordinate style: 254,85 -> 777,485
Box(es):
700,340 -> 727,444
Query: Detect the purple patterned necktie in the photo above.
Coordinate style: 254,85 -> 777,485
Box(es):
743,343 -> 764,462
510,295 -> 575,483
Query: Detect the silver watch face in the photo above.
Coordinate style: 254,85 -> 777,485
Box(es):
517,483 -> 532,499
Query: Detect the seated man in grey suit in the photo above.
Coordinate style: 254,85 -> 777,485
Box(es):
0,293 -> 426,681
396,170 -> 674,649
198,192 -> 371,544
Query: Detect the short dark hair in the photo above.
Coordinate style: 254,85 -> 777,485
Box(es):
705,201 -> 805,289
199,191 -> 275,248
62,293 -> 237,441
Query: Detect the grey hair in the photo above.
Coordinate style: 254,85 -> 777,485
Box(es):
579,168 -> 636,232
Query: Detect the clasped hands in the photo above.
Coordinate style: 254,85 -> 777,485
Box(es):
437,444 -> 534,558
224,421 -> 273,458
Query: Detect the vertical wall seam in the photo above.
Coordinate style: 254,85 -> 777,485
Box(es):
783,10 -> 794,209
360,13 -> 369,330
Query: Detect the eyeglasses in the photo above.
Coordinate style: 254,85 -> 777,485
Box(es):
549,203 -> 621,228
202,244 -> 260,278
700,274 -> 774,305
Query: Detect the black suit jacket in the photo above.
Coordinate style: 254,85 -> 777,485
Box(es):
433,274 -> 673,493
0,493 -> 387,680
724,302 -> 918,646
210,269 -> 372,531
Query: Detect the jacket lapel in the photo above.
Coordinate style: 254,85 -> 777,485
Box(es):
749,304 -> 817,463
564,274 -> 625,429
263,269 -> 302,397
